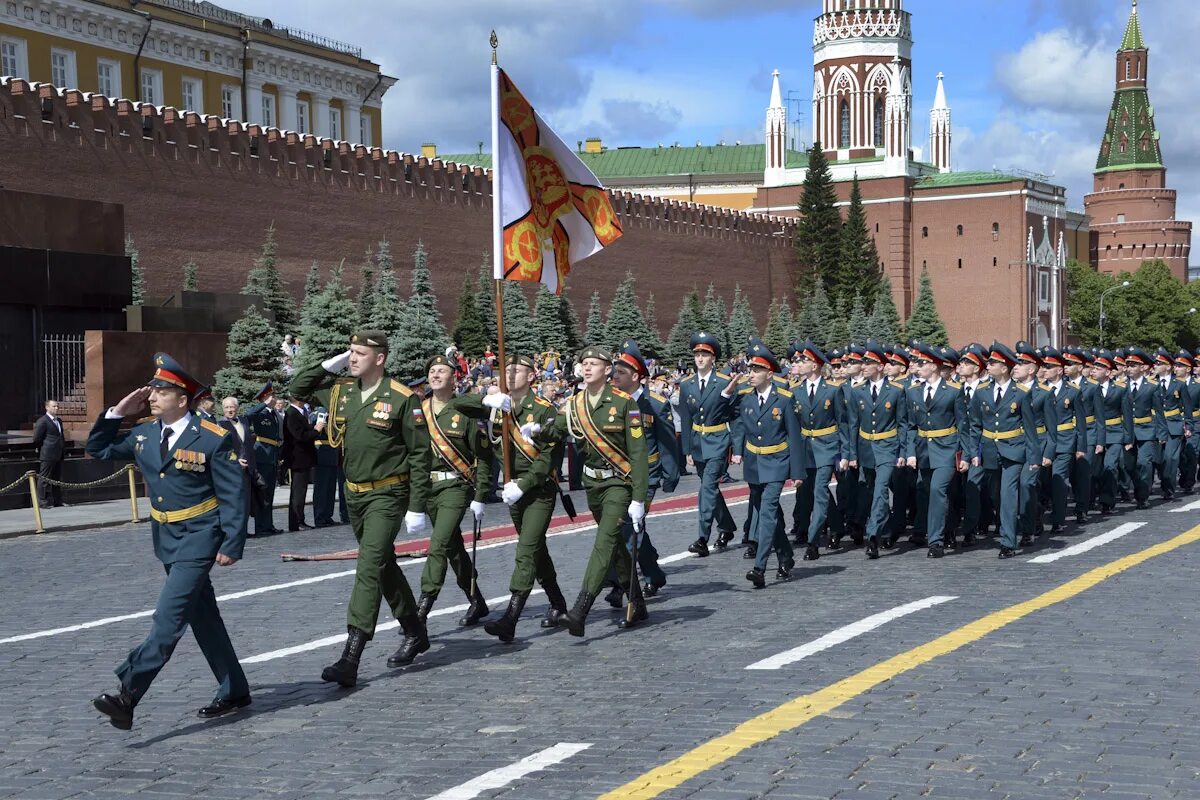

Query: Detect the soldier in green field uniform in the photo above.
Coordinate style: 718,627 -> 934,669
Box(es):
537,346 -> 650,637
288,331 -> 434,687
412,353 -> 508,629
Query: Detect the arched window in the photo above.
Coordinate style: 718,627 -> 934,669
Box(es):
921,226 -> 928,238
957,259 -> 963,269
872,98 -> 884,147
1125,58 -> 1131,80
992,222 -> 1000,236
993,257 -> 998,267
956,224 -> 964,236
839,100 -> 851,148
1118,135 -> 1128,154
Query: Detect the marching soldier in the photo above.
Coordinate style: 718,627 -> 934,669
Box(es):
412,354 -> 503,629
86,353 -> 249,729
1038,346 -> 1086,534
848,341 -> 907,559
954,344 -> 992,545
1154,347 -> 1192,499
722,339 -> 804,587
790,340 -> 852,557
481,353 -> 569,643
678,332 -> 738,557
968,342 -> 1041,558
836,345 -> 868,543
1063,347 -> 1104,523
246,382 -> 282,536
1179,350 -> 1200,494
1092,349 -> 1128,514
1013,342 -> 1056,545
885,345 -> 918,547
903,342 -> 966,559
543,346 -> 650,637
1122,348 -> 1166,509
289,331 -> 434,687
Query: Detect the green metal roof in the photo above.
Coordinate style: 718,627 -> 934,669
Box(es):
913,171 -> 1023,189
1120,3 -> 1145,51
1094,86 -> 1161,171
436,143 -> 807,179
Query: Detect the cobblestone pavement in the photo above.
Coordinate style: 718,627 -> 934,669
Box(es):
2,474 -> 1199,800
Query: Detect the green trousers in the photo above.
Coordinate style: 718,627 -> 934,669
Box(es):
345,484 -> 416,637
420,482 -> 475,598
582,483 -> 634,595
507,481 -> 559,593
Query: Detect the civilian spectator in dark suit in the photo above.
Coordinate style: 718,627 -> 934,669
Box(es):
282,394 -> 323,531
32,399 -> 66,507
220,396 -> 258,535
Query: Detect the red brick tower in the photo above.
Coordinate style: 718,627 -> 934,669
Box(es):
1084,0 -> 1192,280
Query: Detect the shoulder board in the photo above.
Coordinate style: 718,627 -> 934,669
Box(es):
389,379 -> 413,396
827,379 -> 843,387
947,380 -> 962,389
715,372 -> 731,381
200,419 -> 227,437
738,387 -> 754,395
1147,377 -> 1159,384
1086,378 -> 1099,385
1015,384 -> 1030,393
1038,381 -> 1052,391
1116,377 -> 1127,384
681,374 -> 696,384
777,387 -> 793,398
649,392 -> 666,403
534,396 -> 553,408
335,377 -> 356,386
978,377 -> 993,386
136,415 -> 155,425
610,387 -> 631,400
889,381 -> 904,389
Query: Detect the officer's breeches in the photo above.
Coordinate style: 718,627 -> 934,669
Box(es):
507,483 -> 558,593
862,463 -> 895,540
918,465 -> 954,545
420,483 -> 474,598
749,481 -> 791,572
582,484 -> 633,595
1161,436 -> 1182,492
987,458 -> 1023,549
695,456 -> 735,539
345,485 -> 415,636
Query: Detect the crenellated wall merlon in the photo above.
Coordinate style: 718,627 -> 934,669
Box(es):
1,77 -> 795,247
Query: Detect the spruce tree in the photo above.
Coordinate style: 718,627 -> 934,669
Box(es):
389,241 -> 450,381
370,240 -> 405,344
241,223 -> 297,335
452,274 -> 488,357
498,280 -> 539,357
837,175 -> 881,308
826,296 -> 850,351
762,298 -> 793,358
905,267 -> 949,346
357,248 -> 376,328
802,283 -> 836,348
475,254 -> 497,348
533,284 -> 569,354
603,271 -> 655,352
792,288 -> 818,343
294,262 -> 358,374
182,261 -> 198,291
126,235 -> 144,306
585,291 -> 604,344
794,143 -> 842,295
214,305 -> 285,401
558,290 -> 583,354
846,292 -> 868,342
701,283 -> 729,355
866,275 -> 902,343
666,288 -> 705,363
726,285 -> 758,351
300,261 -> 321,318
642,292 -> 665,356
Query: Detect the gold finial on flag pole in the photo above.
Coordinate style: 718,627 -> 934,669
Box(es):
490,30 -> 498,65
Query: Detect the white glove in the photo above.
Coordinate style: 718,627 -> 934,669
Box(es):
322,350 -> 352,373
519,421 -> 542,443
628,500 -> 645,527
469,500 -> 485,522
403,510 -> 428,534
482,392 -> 512,412
501,481 -> 524,506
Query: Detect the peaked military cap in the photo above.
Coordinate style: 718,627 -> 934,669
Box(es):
1176,348 -> 1195,367
690,331 -> 721,360
616,339 -> 649,378
1039,346 -> 1065,367
939,346 -> 960,365
1125,347 -> 1153,367
254,381 -> 274,402
886,344 -> 910,368
1014,341 -> 1041,366
1093,349 -> 1116,370
1114,349 -> 1127,366
746,337 -> 780,372
847,344 -> 865,363
861,340 -> 887,365
795,339 -> 827,365
579,345 -> 613,363
192,385 -> 213,404
961,343 -> 988,370
148,353 -> 202,397
988,341 -> 1018,368
828,347 -> 845,366
350,329 -> 389,350
1062,346 -> 1086,365
910,341 -> 942,365
1155,346 -> 1174,366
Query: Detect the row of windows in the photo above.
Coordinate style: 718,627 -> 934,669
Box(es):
837,97 -> 886,149
1,36 -> 372,144
919,223 -> 1002,238
921,257 -> 1002,271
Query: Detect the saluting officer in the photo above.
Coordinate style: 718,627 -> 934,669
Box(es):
721,338 -> 804,587
848,341 -> 907,559
903,342 -> 966,559
790,340 -> 852,557
678,332 -> 738,556
86,353 -> 249,729
1153,346 -> 1192,500
246,382 -> 282,536
1038,346 -> 1087,534
1122,348 -> 1166,509
289,331 -> 434,687
1091,349 -> 1127,514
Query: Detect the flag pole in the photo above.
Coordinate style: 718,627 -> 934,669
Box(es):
490,31 -> 514,485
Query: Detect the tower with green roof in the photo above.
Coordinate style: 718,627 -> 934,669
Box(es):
1083,0 -> 1192,282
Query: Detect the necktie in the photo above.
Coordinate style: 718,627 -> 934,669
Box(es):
872,384 -> 878,403
995,386 -> 1002,406
1053,385 -> 1059,399
699,377 -> 706,396
965,386 -> 973,403
925,386 -> 933,406
808,383 -> 815,402
759,394 -> 766,409
160,425 -> 172,462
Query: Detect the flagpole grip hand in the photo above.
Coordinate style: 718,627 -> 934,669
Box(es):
483,393 -> 511,412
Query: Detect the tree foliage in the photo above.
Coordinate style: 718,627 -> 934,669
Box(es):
865,275 -> 902,343
182,261 -> 199,291
387,242 -> 449,381
295,262 -> 358,374
214,305 -> 285,402
762,298 -> 794,357
666,288 -> 705,363
357,248 -> 376,328
905,267 -> 949,346
794,143 -> 842,296
241,223 -> 297,335
641,292 -> 666,357
701,283 -> 729,355
603,271 -> 656,353
452,273 -> 488,358
836,175 -> 881,307
126,235 -> 144,306
369,240 -> 405,343
533,284 -> 570,354
585,291 -> 604,344
497,280 -> 540,358
1068,259 -> 1198,349
726,285 -> 757,352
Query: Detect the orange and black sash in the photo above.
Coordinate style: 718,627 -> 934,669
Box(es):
506,408 -> 541,463
572,392 -> 632,477
423,398 -> 475,482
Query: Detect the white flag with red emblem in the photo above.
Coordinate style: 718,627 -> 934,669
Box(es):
491,65 -> 623,294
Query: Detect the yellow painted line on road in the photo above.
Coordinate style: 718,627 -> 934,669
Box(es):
599,523 -> 1200,800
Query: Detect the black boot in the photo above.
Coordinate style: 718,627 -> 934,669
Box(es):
540,578 -> 568,629
321,626 -> 369,687
557,589 -> 596,637
866,536 -> 880,560
604,585 -> 625,608
387,614 -> 430,667
803,543 -> 820,561
415,592 -> 436,627
483,591 -> 529,643
458,584 -> 489,627
742,541 -> 758,560
92,686 -> 136,730
688,538 -> 710,557
617,581 -> 648,629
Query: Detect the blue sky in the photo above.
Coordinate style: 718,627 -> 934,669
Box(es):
233,0 -> 1199,227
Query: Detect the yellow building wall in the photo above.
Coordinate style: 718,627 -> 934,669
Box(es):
652,190 -> 758,211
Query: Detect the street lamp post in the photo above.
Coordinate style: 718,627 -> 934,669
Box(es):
1098,280 -> 1131,347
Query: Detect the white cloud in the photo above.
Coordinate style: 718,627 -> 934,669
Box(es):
994,28 -> 1111,113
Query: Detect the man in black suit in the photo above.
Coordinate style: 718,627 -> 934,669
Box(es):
32,399 -> 66,507
220,396 -> 258,535
282,393 -> 324,531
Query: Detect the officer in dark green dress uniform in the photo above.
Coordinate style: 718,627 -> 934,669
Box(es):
1038,346 -> 1087,533
884,345 -> 919,547
87,353 -> 249,729
481,353 -> 569,643
194,386 -> 217,422
310,406 -> 348,526
953,344 -> 992,545
246,382 -> 282,535
1091,349 -> 1127,514
1153,346 -> 1192,499
1014,342 -> 1057,545
1178,350 -> 1200,493
1122,347 -> 1166,509
848,341 -> 908,559
836,346 -> 868,542
289,331 -> 434,687
1064,347 -> 1104,523
790,340 -> 851,557
542,346 -> 650,636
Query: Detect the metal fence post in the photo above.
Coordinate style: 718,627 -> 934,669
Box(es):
127,464 -> 141,523
26,472 -> 45,534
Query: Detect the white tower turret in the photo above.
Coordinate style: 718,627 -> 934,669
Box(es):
929,72 -> 952,173
765,69 -> 787,184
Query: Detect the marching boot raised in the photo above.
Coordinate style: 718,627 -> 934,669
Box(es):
322,626 -> 369,688
387,614 -> 430,667
457,584 -> 489,627
415,592 -> 436,627
540,577 -> 568,629
617,580 -> 648,629
483,591 -> 529,643
557,589 -> 597,638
